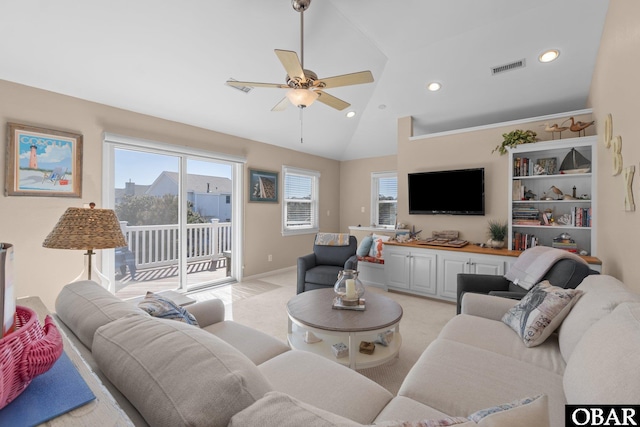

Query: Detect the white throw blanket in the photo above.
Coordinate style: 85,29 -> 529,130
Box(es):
504,246 -> 588,290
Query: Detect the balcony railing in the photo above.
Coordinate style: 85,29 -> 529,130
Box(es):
119,220 -> 231,270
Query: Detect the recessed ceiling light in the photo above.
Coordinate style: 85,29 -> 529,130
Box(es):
345,111 -> 356,118
427,82 -> 441,91
378,104 -> 387,110
539,49 -> 560,63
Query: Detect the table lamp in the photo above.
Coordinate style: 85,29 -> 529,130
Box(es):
43,203 -> 127,287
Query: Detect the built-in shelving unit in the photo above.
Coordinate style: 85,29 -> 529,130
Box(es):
508,135 -> 597,256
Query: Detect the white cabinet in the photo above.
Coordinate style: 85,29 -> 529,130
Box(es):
438,253 -> 506,301
384,245 -> 436,295
508,136 -> 597,256
384,244 -> 508,301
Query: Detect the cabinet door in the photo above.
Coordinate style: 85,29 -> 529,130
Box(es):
438,253 -> 469,301
385,248 -> 409,289
409,251 -> 437,295
469,256 -> 505,276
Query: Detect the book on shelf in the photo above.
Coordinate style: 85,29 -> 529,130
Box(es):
512,232 -> 538,251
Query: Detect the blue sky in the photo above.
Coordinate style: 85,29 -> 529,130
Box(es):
114,149 -> 232,187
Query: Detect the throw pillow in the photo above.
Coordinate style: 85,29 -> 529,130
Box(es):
376,394 -> 548,427
357,235 -> 374,257
369,234 -> 391,259
502,281 -> 583,347
137,291 -> 199,326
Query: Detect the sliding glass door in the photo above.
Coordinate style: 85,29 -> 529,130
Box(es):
103,134 -> 243,299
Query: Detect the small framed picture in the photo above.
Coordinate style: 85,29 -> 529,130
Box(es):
5,122 -> 83,197
249,169 -> 278,202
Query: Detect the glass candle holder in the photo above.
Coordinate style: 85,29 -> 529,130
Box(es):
334,269 -> 365,305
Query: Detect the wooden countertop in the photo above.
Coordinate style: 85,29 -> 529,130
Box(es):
384,241 -> 602,265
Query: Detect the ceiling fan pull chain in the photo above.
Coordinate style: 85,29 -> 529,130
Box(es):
300,107 -> 304,143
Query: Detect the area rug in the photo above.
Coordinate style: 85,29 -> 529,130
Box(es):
190,269 -> 456,395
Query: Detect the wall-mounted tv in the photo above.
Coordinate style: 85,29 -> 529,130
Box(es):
408,168 -> 485,215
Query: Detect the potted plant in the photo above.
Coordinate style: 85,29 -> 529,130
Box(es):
487,220 -> 508,248
492,129 -> 538,155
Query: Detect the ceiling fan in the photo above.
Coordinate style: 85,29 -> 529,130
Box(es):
226,0 -> 374,112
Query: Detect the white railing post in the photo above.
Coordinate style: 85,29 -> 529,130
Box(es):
210,219 -> 220,258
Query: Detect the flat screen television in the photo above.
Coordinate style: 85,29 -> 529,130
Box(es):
408,168 -> 485,215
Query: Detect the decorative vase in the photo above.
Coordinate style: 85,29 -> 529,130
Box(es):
334,269 -> 365,306
487,239 -> 505,249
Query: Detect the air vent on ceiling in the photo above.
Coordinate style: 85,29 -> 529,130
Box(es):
491,59 -> 526,75
226,78 -> 253,93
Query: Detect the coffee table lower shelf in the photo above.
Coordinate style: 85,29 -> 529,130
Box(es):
287,323 -> 402,370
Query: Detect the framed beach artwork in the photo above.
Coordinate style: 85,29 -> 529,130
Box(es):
249,169 -> 278,202
5,123 -> 83,197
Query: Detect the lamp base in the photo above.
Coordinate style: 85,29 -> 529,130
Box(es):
71,250 -> 110,289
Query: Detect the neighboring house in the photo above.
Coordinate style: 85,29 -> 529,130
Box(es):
114,180 -> 152,205
117,172 -> 232,222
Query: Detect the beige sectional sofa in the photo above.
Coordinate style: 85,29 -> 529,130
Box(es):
53,275 -> 640,427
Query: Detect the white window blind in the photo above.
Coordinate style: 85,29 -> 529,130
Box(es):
283,166 -> 319,235
372,172 -> 397,228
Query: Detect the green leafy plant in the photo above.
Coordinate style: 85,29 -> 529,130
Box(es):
487,220 -> 508,242
492,129 -> 538,155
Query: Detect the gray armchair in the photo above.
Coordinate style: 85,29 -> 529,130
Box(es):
456,256 -> 597,314
297,235 -> 358,294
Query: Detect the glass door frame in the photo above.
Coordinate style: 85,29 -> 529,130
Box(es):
101,132 -> 245,293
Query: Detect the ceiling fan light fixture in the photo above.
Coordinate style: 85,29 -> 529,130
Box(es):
539,49 -> 560,63
286,88 -> 318,108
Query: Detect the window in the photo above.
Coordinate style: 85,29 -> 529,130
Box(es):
282,166 -> 320,235
371,172 -> 397,228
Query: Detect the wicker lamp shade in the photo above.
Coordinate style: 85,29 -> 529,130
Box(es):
43,207 -> 127,250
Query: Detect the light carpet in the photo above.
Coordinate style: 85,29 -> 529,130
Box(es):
190,269 -> 456,395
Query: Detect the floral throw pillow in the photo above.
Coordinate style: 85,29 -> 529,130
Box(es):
502,281 -> 583,347
138,291 -> 199,326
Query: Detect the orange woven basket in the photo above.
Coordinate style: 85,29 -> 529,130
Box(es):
0,306 -> 64,409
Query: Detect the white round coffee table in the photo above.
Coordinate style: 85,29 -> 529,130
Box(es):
287,288 -> 403,370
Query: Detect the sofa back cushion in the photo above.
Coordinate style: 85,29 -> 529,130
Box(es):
564,302 -> 640,404
93,314 -> 273,427
55,280 -> 148,350
558,275 -> 640,361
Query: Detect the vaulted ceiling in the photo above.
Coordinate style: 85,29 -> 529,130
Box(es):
0,0 -> 609,160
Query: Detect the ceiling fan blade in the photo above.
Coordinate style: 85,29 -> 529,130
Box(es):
271,97 -> 290,112
226,80 -> 288,89
316,90 -> 350,111
319,71 -> 374,89
275,49 -> 305,82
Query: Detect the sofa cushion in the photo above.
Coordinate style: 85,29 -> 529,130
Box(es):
377,395 -> 548,427
558,274 -> 640,361
55,280 -> 148,349
439,314 -> 566,375
564,302 -> 640,404
93,315 -> 272,427
258,350 -> 393,424
137,291 -> 199,325
229,391 -> 362,427
202,320 -> 290,365
374,396 -> 451,424
501,281 -> 583,347
398,339 -> 565,427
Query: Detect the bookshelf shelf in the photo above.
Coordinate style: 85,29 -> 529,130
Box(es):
508,136 -> 597,255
